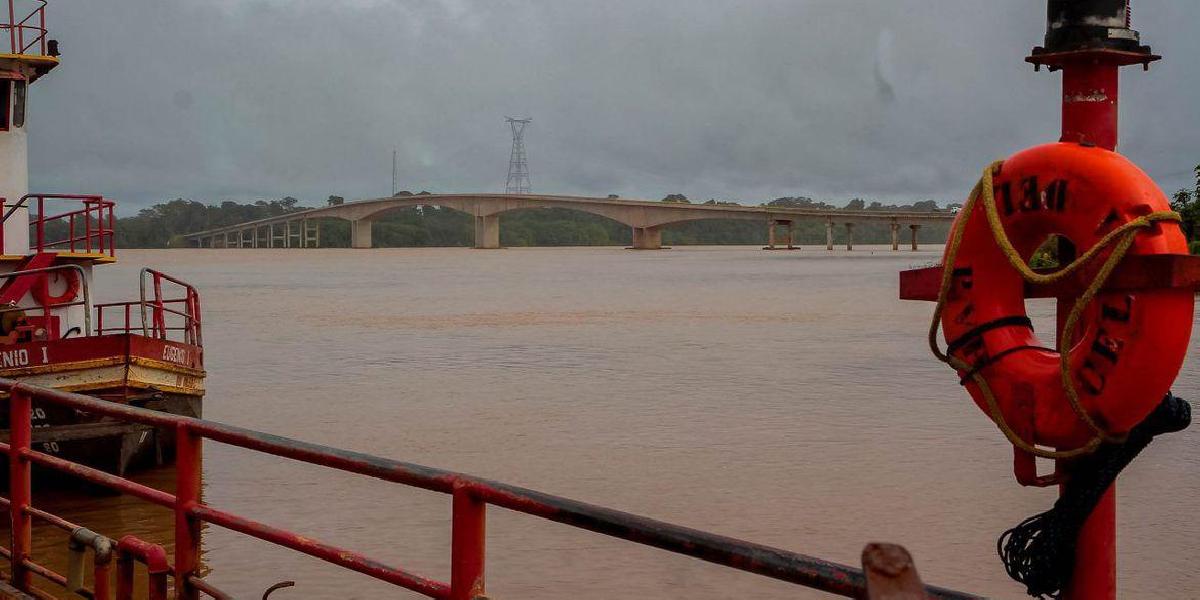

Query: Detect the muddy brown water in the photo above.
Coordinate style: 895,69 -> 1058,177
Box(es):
11,246 -> 1200,599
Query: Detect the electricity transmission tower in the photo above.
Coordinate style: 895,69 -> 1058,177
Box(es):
505,117 -> 532,194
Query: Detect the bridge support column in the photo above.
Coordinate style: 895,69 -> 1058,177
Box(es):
845,223 -> 854,251
764,220 -> 796,250
630,226 -> 663,250
301,219 -> 319,248
909,224 -> 921,251
891,222 -> 900,251
253,226 -> 260,248
825,219 -> 834,251
474,215 -> 501,249
350,219 -> 373,249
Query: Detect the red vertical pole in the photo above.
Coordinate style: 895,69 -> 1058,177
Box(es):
174,424 -> 202,600
8,386 -> 32,591
153,274 -> 166,338
1061,61 -> 1120,150
85,201 -> 93,254
93,557 -> 112,600
1058,56 -> 1119,600
115,554 -> 133,600
450,482 -> 486,600
7,1 -> 16,54
35,197 -> 44,252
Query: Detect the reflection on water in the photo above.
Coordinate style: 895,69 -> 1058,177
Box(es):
11,246 -> 1199,599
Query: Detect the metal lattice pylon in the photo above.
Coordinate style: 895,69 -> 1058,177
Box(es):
505,117 -> 532,194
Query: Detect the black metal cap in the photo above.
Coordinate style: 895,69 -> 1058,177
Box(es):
1042,0 -> 1149,54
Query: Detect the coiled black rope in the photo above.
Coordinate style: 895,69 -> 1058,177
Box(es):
998,392 -> 1191,599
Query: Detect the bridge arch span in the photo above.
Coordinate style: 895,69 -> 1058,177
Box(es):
183,192 -> 954,251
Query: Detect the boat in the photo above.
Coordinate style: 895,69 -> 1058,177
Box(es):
0,2 -> 203,476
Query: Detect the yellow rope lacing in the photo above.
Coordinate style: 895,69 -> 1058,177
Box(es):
929,160 -> 1182,459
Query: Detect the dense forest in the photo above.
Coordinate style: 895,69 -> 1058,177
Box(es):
115,193 -> 957,249
110,165 -> 1200,250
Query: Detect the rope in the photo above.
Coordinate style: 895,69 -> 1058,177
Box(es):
928,161 -> 1182,459
998,393 -> 1191,599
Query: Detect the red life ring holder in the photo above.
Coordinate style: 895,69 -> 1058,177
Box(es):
938,143 -> 1193,452
32,269 -> 82,306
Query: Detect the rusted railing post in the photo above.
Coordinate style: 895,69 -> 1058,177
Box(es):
116,537 -> 169,600
174,424 -> 203,600
152,273 -> 166,339
450,482 -> 486,600
9,385 -> 32,590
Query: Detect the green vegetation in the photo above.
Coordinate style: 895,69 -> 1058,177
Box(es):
1171,164 -> 1200,246
117,197 -> 305,248
112,191 -> 954,248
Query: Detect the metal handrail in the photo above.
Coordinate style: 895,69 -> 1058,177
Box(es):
138,268 -> 201,345
0,262 -> 91,335
0,1 -> 47,56
0,381 -> 976,600
28,194 -> 115,257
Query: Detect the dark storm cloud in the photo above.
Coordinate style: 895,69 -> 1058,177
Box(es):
25,1 -> 1200,211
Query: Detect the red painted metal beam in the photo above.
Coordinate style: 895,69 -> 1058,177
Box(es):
899,253 -> 1200,301
190,504 -> 451,599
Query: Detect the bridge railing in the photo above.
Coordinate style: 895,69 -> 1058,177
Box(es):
0,380 -> 979,599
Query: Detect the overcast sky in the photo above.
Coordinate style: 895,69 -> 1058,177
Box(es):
25,0 -> 1200,213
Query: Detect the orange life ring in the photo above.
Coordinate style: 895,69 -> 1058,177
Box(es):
939,143 -> 1193,451
32,269 -> 81,306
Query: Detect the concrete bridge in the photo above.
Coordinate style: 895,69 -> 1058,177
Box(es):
182,193 -> 955,250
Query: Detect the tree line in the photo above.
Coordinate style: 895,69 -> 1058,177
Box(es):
1169,164 -> 1200,254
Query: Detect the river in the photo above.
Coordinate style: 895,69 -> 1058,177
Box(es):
20,246 -> 1200,598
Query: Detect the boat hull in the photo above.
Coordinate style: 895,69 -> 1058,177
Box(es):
0,334 -> 204,478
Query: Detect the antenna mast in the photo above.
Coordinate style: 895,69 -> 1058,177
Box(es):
505,117 -> 532,194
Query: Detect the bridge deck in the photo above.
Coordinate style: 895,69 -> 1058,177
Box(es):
183,193 -> 955,250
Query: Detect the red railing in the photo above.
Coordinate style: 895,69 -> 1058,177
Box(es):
96,269 -> 202,345
23,194 -> 117,257
0,0 -> 47,56
0,194 -> 116,257
0,380 -> 978,600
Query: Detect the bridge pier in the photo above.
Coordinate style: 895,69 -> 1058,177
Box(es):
825,219 -> 834,251
891,222 -> 900,251
350,219 -> 373,249
303,219 -> 320,248
764,220 -> 796,250
845,222 -> 855,251
909,224 -> 921,251
630,226 -> 663,250
474,215 -> 501,249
